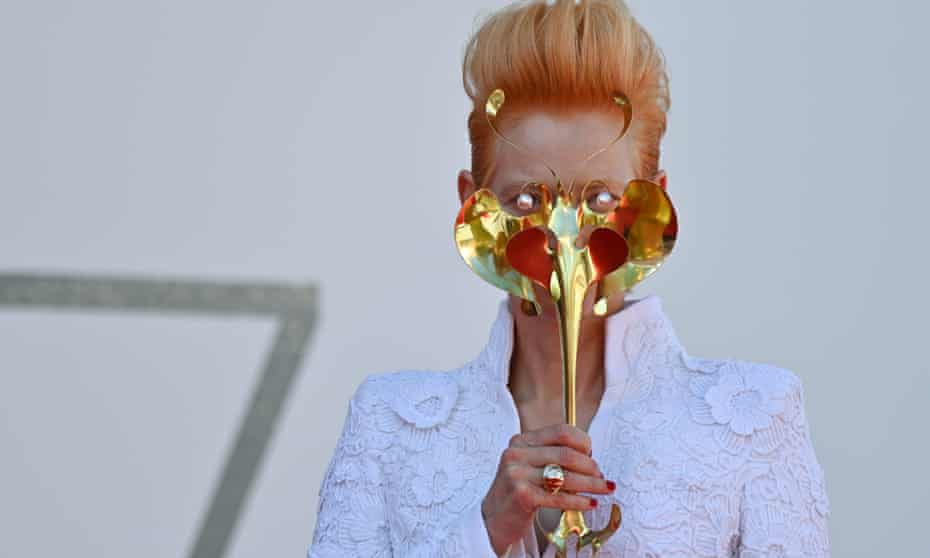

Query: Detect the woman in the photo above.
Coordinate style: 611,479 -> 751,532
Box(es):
308,1 -> 830,556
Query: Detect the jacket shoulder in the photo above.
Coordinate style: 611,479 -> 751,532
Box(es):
354,366 -> 468,399
350,366 -> 477,431
681,352 -> 801,392
680,352 -> 807,437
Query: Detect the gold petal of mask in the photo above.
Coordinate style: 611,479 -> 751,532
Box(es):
454,186 -> 551,312
591,178 -> 678,306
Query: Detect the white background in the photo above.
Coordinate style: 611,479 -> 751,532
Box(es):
1,1 -> 927,556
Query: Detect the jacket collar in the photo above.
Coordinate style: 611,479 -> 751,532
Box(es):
481,294 -> 681,402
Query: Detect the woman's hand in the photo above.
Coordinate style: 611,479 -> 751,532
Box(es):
480,424 -> 616,555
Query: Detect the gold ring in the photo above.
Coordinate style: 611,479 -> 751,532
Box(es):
542,463 -> 565,494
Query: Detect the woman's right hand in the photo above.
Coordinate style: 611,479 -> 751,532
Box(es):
480,424 -> 616,555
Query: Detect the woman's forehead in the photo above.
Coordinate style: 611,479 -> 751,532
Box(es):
489,109 -> 636,188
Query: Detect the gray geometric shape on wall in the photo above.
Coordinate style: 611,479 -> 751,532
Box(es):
0,272 -> 320,558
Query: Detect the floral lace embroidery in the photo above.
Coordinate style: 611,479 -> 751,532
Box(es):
309,301 -> 830,557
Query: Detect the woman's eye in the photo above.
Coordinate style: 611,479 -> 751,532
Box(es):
515,192 -> 538,211
588,190 -> 618,211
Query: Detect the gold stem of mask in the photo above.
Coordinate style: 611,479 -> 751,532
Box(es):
548,247 -> 588,555
551,222 -> 586,428
544,202 -> 622,558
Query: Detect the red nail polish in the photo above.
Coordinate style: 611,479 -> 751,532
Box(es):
606,480 -> 616,491
589,498 -> 598,508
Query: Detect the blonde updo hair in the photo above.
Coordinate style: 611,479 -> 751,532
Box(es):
462,0 -> 670,186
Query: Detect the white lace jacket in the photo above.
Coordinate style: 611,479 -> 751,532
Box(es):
308,296 -> 831,557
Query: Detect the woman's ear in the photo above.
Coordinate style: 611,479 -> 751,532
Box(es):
653,169 -> 668,190
457,169 -> 477,205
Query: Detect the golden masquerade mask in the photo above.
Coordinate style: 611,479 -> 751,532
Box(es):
454,89 -> 678,556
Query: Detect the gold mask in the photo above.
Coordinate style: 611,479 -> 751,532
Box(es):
454,89 -> 678,556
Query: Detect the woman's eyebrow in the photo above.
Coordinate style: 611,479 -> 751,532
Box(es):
574,176 -> 624,186
498,180 -> 541,198
496,176 -> 628,198
567,177 -> 626,192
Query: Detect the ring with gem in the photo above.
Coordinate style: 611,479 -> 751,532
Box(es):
542,463 -> 565,494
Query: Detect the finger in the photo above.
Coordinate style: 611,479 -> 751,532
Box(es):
504,445 -> 601,477
563,470 -> 615,495
526,468 -> 615,495
510,424 -> 592,456
533,484 -> 600,512
506,463 -> 608,493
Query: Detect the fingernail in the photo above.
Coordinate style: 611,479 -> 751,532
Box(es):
589,498 -> 598,508
606,480 -> 616,491
598,471 -> 604,479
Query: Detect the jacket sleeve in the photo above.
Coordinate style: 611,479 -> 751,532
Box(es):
307,378 -> 507,558
307,382 -> 392,557
738,376 -> 831,556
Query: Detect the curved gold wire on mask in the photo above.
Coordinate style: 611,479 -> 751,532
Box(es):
453,88 -> 678,558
